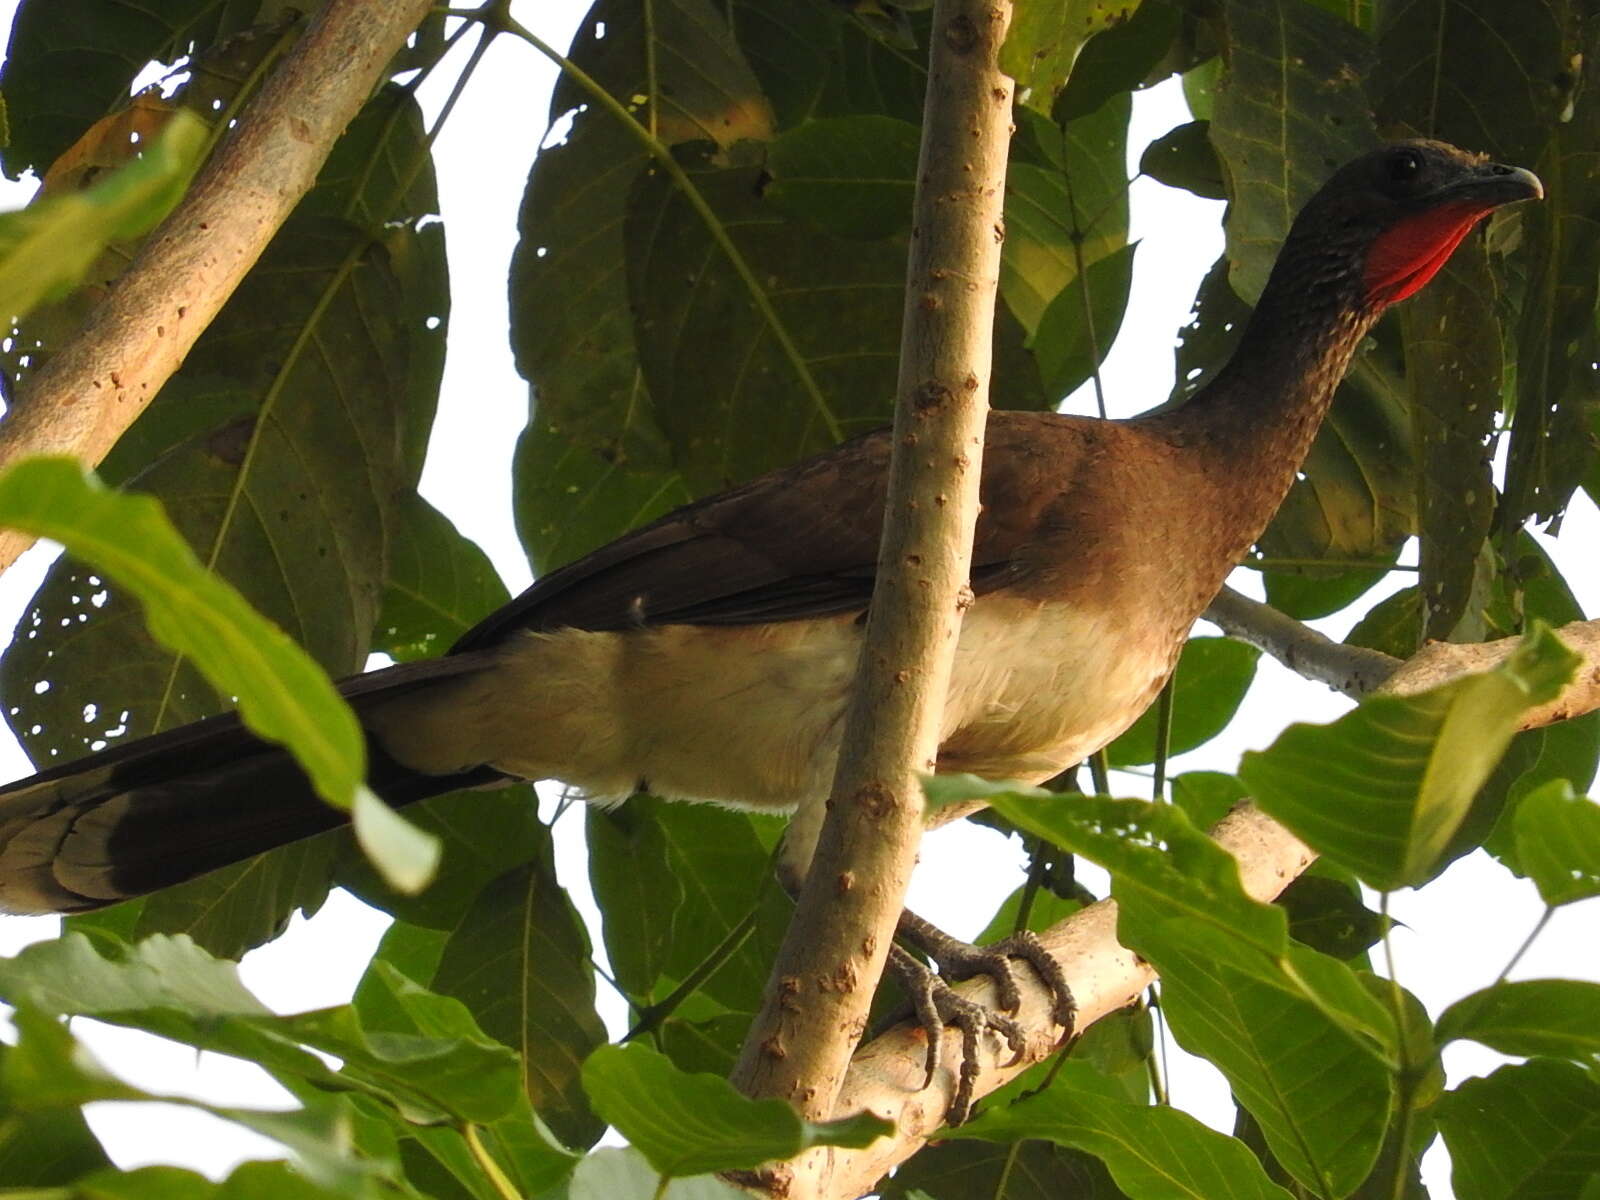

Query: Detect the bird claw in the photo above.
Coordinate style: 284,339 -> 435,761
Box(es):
885,916 -> 1077,1125
887,945 -> 1029,1125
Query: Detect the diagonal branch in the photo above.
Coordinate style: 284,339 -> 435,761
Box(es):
1204,584 -> 1402,697
0,0 -> 435,575
727,0 -> 1016,1152
778,616 -> 1600,1200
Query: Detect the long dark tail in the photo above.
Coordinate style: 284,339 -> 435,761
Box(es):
0,656 -> 508,914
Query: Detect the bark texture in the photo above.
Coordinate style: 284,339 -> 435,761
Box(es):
729,0 -> 1017,1144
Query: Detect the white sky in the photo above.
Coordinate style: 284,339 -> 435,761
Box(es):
0,1 -> 1595,1193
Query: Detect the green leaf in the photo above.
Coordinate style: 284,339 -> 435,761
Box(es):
880,1136 -> 1130,1200
1276,873 -> 1385,960
1001,1 -> 1145,116
431,858 -> 608,1148
1031,241 -> 1137,401
0,459 -> 433,895
951,1059 -> 1294,1199
587,803 -> 685,999
954,784 -> 1285,958
1239,623 -> 1581,889
947,781 -> 1398,1196
1135,940 -> 1395,1196
581,1044 -> 890,1178
566,1146 -> 751,1200
1438,980 -> 1600,1062
511,0 -> 772,566
1004,95 -> 1130,336
764,115 -> 919,239
1209,0 -> 1376,301
1169,770 -> 1248,829
1139,119 -> 1226,199
1,1005 -> 392,1196
1402,245 -> 1502,639
1514,779 -> 1600,905
1055,0 -> 1180,122
340,786 -> 549,931
1106,636 -> 1258,767
374,495 -> 506,665
0,933 -> 521,1128
0,111 -> 204,322
1436,1059 -> 1600,1200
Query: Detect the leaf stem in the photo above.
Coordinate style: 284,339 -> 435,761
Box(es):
1379,892 -> 1417,1200
462,1122 -> 524,1200
499,14 -> 841,442
1494,904 -> 1554,984
623,905 -> 761,1042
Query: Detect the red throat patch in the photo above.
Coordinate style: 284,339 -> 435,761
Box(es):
1363,202 -> 1492,305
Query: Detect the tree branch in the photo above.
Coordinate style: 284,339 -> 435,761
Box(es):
1204,585 -> 1401,697
769,615 -> 1600,1199
728,0 -> 1015,1138
0,0 -> 435,573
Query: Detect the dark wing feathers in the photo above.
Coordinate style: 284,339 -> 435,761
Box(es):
453,411 -> 1087,649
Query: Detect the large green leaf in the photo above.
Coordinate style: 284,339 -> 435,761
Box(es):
431,855 -> 608,1147
1209,0 -> 1376,302
2,1005 -> 395,1196
949,781 -> 1397,1196
1437,979 -> 1600,1063
1435,1059 -> 1600,1200
510,0 -> 770,568
0,933 -> 523,1129
624,159 -> 898,492
1239,623 -> 1580,889
1374,0 -> 1562,173
1402,244 -> 1502,639
951,1059 -> 1293,1199
581,1044 -> 889,1178
1031,241 -> 1138,402
764,115 -> 919,240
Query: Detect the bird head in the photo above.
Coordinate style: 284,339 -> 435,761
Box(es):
1287,139 -> 1543,309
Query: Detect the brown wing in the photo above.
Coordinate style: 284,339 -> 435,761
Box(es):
452,410 -> 1088,650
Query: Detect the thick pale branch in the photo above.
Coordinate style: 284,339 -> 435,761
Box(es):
728,0 -> 1016,1139
774,614 -> 1600,1199
0,0 -> 434,573
1379,617 -> 1600,727
1204,585 -> 1401,697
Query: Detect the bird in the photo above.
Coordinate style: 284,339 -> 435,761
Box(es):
0,140 -> 1540,937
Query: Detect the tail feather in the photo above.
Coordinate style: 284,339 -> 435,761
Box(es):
0,656 -> 509,913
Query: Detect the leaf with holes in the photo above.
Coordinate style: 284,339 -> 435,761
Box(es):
1209,0 -> 1375,301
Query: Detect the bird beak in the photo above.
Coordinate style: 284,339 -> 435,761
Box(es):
1431,161 -> 1544,209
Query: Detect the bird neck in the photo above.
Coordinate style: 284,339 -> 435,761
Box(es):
1150,239 -> 1385,546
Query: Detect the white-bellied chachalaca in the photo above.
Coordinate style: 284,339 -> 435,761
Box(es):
0,143 -> 1542,1076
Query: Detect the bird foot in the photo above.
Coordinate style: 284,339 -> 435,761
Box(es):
888,913 -> 1077,1125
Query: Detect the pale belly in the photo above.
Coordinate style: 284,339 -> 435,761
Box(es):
369,594 -> 1179,813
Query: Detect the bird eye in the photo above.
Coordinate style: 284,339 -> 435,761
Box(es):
1387,148 -> 1424,183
